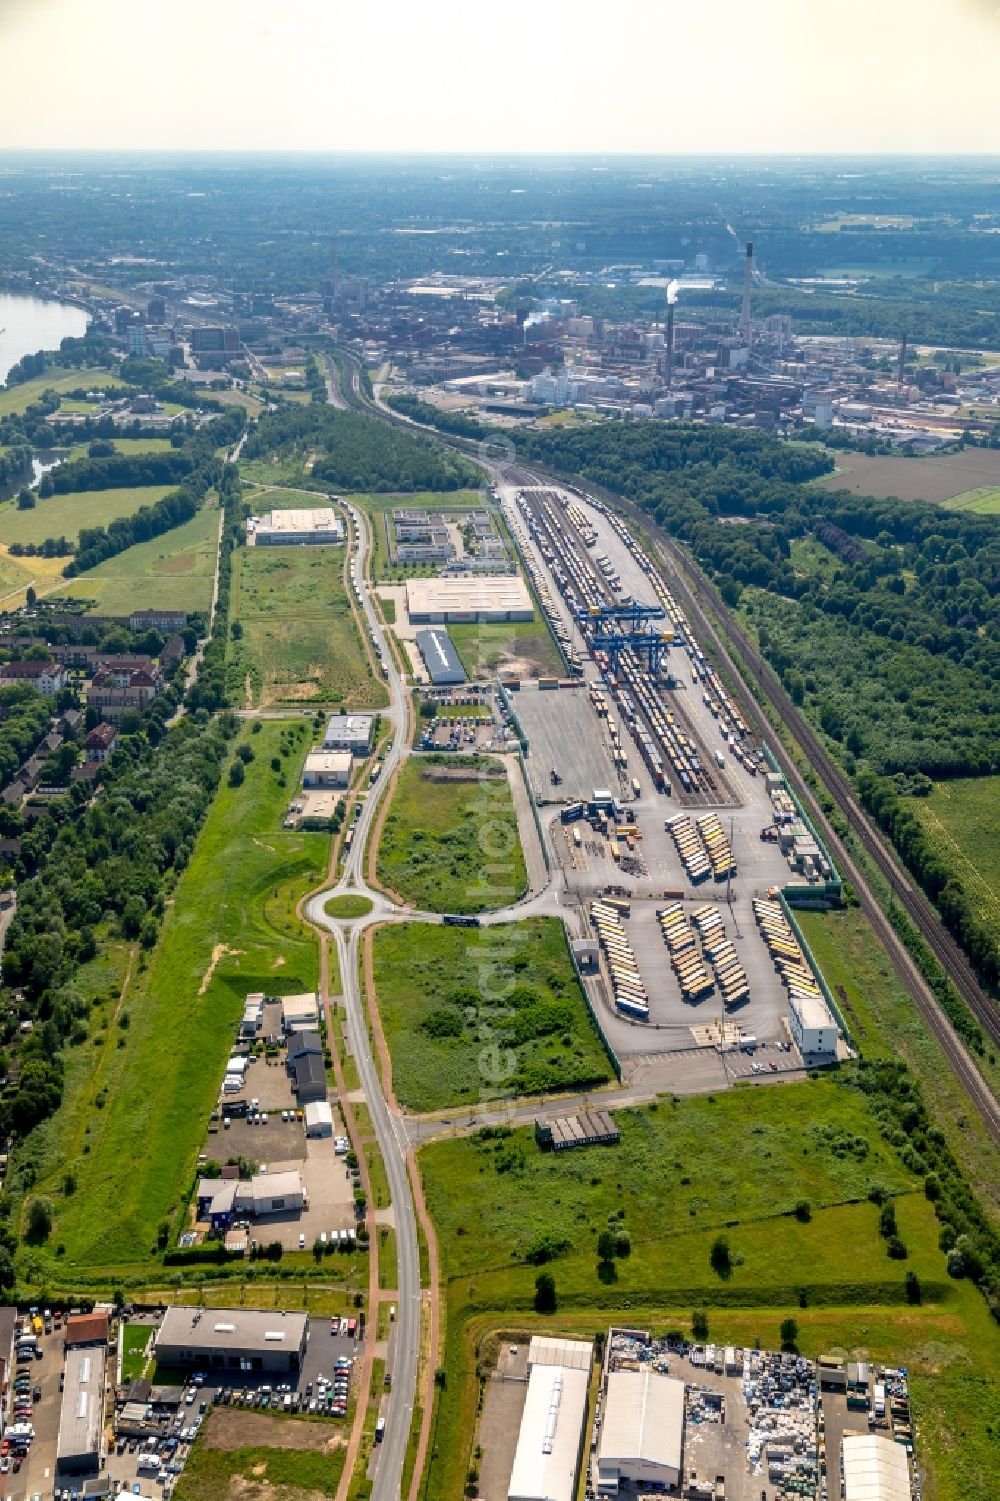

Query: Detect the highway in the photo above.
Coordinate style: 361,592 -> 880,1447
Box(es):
304,487 -> 420,1501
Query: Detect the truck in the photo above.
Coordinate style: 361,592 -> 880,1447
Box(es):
873,1383 -> 886,1418
714,750 -> 726,769
630,776 -> 641,800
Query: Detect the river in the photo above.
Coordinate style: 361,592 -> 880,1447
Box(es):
0,292 -> 89,386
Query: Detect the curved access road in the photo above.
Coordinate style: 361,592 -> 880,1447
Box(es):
305,496 -> 419,1501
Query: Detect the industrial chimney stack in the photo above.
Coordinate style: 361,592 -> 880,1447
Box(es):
665,301 -> 675,386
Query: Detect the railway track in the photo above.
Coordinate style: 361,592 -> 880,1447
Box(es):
330,346 -> 1000,1139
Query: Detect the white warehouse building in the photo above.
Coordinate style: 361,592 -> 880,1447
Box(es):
842,1433 -> 911,1501
596,1369 -> 685,1494
507,1338 -> 592,1501
788,993 -> 839,1057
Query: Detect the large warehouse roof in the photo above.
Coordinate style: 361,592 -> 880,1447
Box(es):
415,628 -> 466,685
507,1362 -> 589,1501
157,1306 -> 308,1354
406,576 -> 533,620
598,1369 -> 684,1472
57,1344 -> 106,1466
842,1434 -> 911,1501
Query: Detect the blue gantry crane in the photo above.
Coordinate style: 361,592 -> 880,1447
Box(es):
579,602 -> 674,677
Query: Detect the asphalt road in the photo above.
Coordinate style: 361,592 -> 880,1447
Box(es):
305,494 -> 419,1501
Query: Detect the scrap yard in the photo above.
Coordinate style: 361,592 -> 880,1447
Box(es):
500,484 -> 845,1075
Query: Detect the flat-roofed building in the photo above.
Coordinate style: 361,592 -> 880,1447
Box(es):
154,1307 -> 308,1374
789,992 -> 838,1056
415,628 -> 466,685
250,508 -> 344,547
527,1336 -> 592,1372
56,1344 -> 106,1476
302,750 -> 352,788
842,1433 -> 911,1501
535,1110 -> 620,1152
322,713 -> 374,753
507,1360 -> 590,1501
304,1100 -> 334,1137
406,576 -> 533,623
281,991 -> 320,1032
596,1370 -> 684,1493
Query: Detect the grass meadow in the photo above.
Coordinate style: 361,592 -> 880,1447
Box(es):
23,722 -> 327,1270
59,503 -> 220,615
0,367 -> 125,417
448,618 -> 565,680
796,906 -> 1000,1218
419,1080 -> 1000,1501
173,1420 -> 346,1501
376,755 -> 525,912
0,483 -> 175,548
370,918 -> 614,1112
230,541 -> 386,710
903,777 -> 1000,953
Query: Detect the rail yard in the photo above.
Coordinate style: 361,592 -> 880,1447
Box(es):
502,483 -> 844,1068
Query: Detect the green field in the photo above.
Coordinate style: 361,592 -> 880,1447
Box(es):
0,551 -> 36,600
121,1323 -> 153,1381
24,722 -> 327,1269
59,504 -> 220,615
371,917 -> 614,1111
231,542 -> 386,710
0,367 -> 125,418
449,618 -> 565,680
904,777 -> 1000,952
794,907 -> 1000,1219
419,1078 -> 1000,1501
0,483 -> 174,548
376,755 -> 525,912
943,487 -> 1000,514
108,437 -> 174,456
174,1424 -> 346,1501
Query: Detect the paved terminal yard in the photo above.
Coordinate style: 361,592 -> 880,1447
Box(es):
513,681 -> 622,804
503,483 -> 841,1069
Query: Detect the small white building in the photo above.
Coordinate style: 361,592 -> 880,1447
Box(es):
322,714 -> 374,753
789,993 -> 838,1057
304,1100 -> 334,1137
302,750 -> 352,789
235,1170 -> 304,1218
596,1370 -> 684,1494
241,993 -> 264,1038
281,992 -> 320,1033
250,508 -> 344,547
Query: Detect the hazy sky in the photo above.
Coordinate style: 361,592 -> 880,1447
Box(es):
1,0 -> 999,154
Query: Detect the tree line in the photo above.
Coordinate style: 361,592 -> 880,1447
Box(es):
0,688 -> 54,791
858,771 -> 998,988
242,403 -> 480,492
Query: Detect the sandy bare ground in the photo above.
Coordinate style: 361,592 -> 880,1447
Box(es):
202,1407 -> 347,1454
199,942 -> 242,995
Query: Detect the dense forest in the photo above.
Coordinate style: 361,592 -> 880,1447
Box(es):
242,404 -> 479,491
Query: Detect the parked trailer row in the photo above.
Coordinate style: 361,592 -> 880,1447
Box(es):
656,902 -> 714,1002
752,899 -> 825,999
591,902 -> 649,1020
